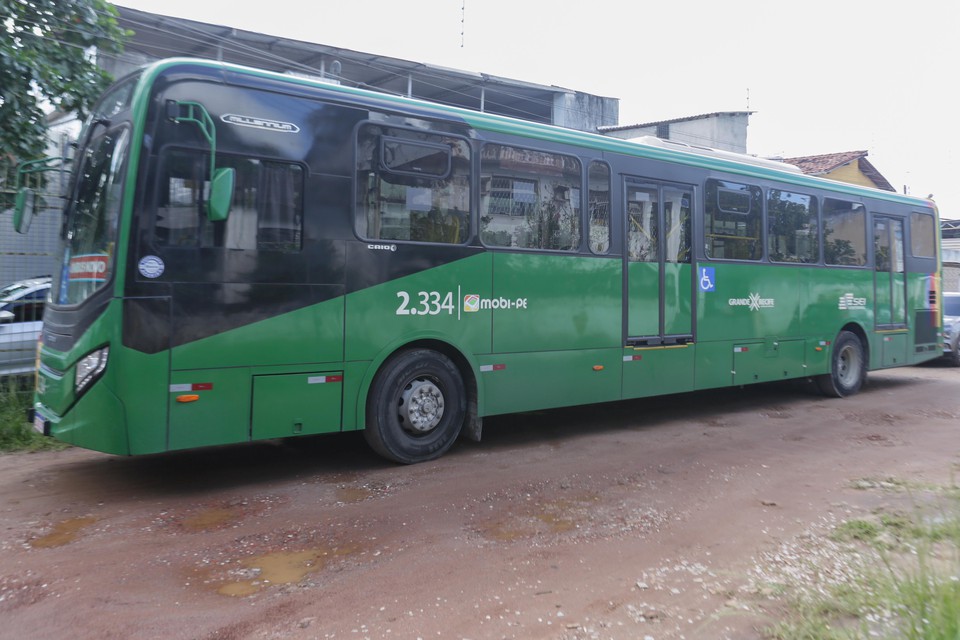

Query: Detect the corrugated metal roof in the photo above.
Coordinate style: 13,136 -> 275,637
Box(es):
111,6 -> 617,128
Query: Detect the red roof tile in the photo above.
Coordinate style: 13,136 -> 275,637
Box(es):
781,151 -> 895,192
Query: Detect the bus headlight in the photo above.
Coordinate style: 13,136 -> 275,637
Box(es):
76,347 -> 109,394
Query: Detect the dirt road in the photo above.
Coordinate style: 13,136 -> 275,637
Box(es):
1,364 -> 958,640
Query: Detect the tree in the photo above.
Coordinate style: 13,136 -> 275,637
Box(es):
0,0 -> 129,163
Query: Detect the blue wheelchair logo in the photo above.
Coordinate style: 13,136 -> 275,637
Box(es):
699,267 -> 715,292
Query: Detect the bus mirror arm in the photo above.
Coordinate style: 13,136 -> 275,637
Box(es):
11,156 -> 68,234
168,101 -> 234,222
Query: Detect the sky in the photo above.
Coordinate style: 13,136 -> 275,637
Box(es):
115,0 -> 960,219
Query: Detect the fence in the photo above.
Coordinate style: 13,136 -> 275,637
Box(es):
1,160 -> 64,386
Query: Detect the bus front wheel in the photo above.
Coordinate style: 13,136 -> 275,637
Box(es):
364,349 -> 466,464
817,331 -> 866,397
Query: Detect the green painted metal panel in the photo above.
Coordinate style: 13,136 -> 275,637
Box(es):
732,339 -> 804,385
627,262 -> 659,337
694,341 -> 733,390
492,253 -> 621,353
345,254 -> 493,362
117,348 -> 171,454
806,337 -> 831,376
46,379 -> 129,455
622,345 -> 695,400
664,263 -> 692,336
876,275 -> 893,326
479,348 -> 622,416
880,333 -> 908,367
167,368 -> 252,450
251,372 -> 342,439
172,299 -> 344,370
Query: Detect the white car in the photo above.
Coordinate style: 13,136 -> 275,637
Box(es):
943,292 -> 960,367
0,277 -> 51,377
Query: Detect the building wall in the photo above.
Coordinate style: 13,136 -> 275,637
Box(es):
552,92 -> 619,132
823,163 -> 875,189
601,113 -> 750,153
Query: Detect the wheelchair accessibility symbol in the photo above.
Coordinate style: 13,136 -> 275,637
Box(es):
699,267 -> 715,292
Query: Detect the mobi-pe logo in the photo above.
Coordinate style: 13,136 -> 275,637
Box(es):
728,292 -> 775,311
221,114 -> 300,133
463,294 -> 481,312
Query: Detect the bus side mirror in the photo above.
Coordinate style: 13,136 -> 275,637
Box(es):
13,188 -> 37,234
0,310 -> 13,324
207,167 -> 235,222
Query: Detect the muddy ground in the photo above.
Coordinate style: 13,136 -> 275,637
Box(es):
1,364 -> 958,640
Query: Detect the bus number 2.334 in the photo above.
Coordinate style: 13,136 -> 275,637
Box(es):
396,291 -> 455,316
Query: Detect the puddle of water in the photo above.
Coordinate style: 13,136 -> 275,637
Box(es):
480,520 -> 532,542
216,543 -> 363,597
336,487 -> 373,503
181,507 -> 241,532
476,494 -> 598,541
535,512 -> 577,533
31,516 -> 98,548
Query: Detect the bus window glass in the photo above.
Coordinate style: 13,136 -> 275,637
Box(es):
663,186 -> 691,264
822,199 -> 866,266
627,185 -> 658,262
767,190 -> 819,263
480,144 -> 581,251
381,137 -> 451,178
705,179 -> 762,260
910,211 -> 936,257
55,127 -> 129,306
588,161 -> 611,254
155,152 -> 303,252
875,219 -> 906,274
356,124 -> 469,244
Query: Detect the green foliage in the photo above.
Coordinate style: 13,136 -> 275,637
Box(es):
768,489 -> 960,640
0,380 -> 66,452
0,0 -> 130,162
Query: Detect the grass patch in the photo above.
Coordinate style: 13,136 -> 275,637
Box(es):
763,479 -> 960,640
0,380 -> 67,452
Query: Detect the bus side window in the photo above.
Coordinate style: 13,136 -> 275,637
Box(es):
910,211 -> 936,258
767,190 -> 819,264
822,198 -> 867,266
704,178 -> 762,260
154,151 -> 303,252
479,144 -> 581,251
355,124 -> 470,244
588,161 -> 611,254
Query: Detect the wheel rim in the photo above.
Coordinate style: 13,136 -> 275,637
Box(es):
837,343 -> 861,387
398,377 -> 445,434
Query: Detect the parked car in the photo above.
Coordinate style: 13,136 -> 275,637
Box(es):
943,291 -> 960,367
0,276 -> 51,377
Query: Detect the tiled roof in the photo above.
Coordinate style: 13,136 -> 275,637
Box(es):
780,151 -> 896,192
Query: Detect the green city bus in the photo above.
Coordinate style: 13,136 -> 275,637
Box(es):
15,58 -> 942,463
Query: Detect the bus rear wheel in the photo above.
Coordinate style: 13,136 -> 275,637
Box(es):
364,349 -> 466,464
817,331 -> 866,397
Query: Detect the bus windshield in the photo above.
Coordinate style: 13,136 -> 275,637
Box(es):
54,127 -> 130,306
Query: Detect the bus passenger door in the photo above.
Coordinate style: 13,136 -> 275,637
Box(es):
623,177 -> 695,397
873,216 -> 908,365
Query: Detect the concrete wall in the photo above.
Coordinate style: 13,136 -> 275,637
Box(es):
602,113 -> 750,153
552,92 -> 619,132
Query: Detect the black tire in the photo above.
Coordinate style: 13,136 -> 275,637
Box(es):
816,331 -> 867,397
950,339 -> 960,367
364,349 -> 466,464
